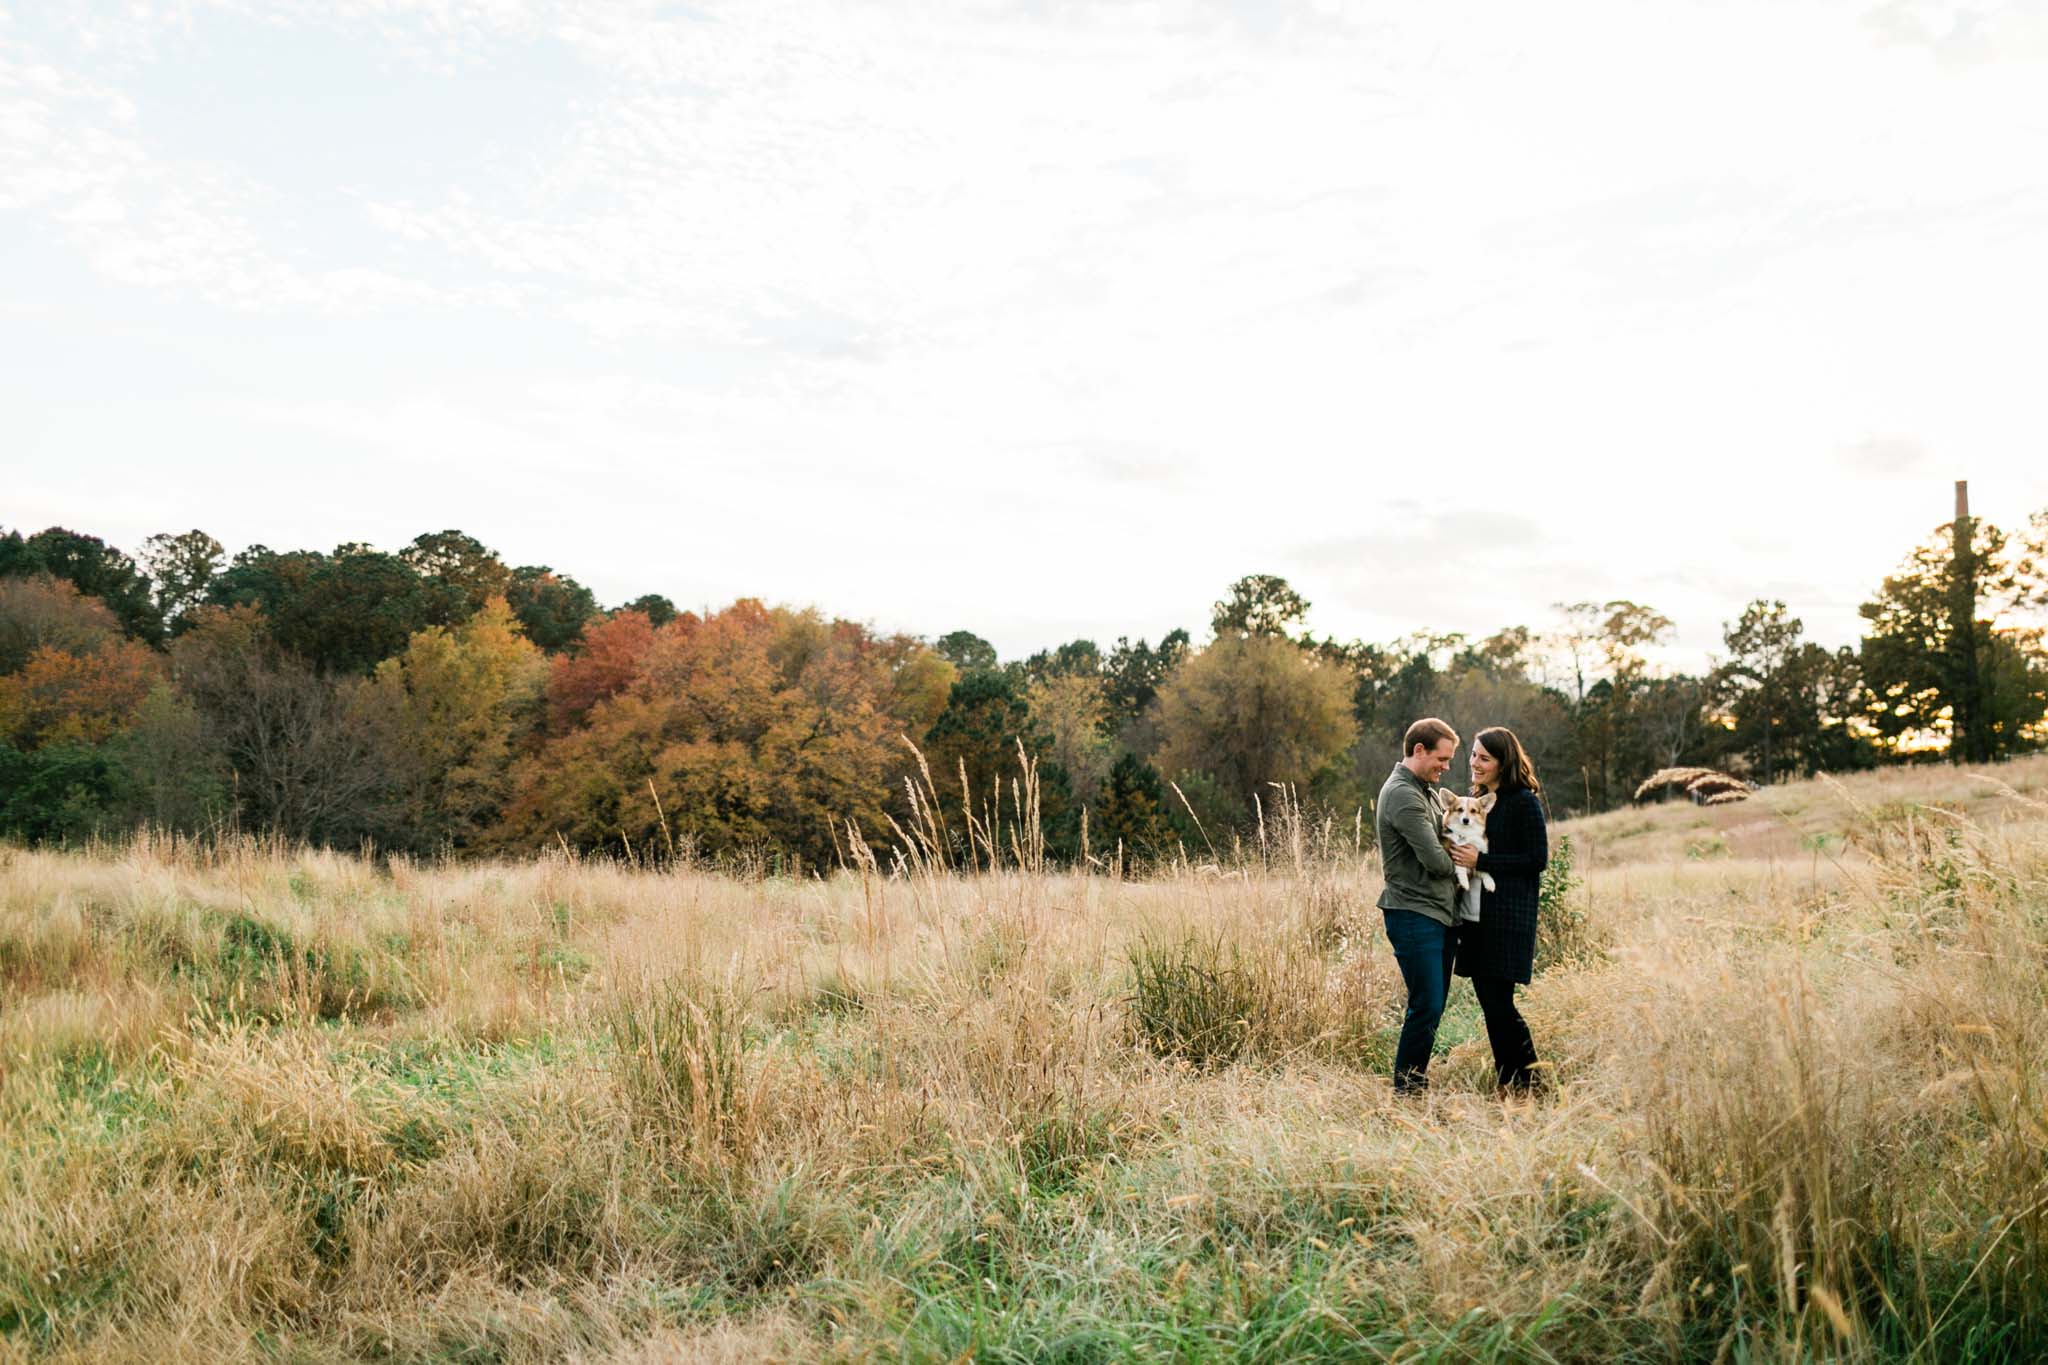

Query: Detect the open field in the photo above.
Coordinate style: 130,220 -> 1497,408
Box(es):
3,760 -> 2046,1362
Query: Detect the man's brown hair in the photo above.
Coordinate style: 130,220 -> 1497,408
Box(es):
1403,717 -> 1459,758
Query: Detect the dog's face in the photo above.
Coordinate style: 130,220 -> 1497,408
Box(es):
1434,788 -> 1496,843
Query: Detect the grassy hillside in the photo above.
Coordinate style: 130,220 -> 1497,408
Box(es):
1,761 -> 2044,1361
1568,751 -> 2048,866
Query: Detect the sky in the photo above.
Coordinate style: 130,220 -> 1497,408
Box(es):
6,0 -> 2048,670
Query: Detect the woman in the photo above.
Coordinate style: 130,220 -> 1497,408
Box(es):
1453,726 -> 1549,1096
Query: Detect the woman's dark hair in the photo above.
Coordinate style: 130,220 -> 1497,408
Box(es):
1475,726 -> 1541,794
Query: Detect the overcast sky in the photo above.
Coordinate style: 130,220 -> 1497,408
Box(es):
6,0 -> 2047,669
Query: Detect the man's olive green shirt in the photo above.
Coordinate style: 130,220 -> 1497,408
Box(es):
1376,763 -> 1456,926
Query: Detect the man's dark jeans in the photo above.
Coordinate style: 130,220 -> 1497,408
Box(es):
1382,907 -> 1454,1092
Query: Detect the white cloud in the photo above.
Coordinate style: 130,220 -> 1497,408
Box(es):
0,38 -> 491,314
7,0 -> 2048,663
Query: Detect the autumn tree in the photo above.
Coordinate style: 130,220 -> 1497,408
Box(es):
500,601 -> 948,866
0,638 -> 162,749
545,609 -> 666,734
0,572 -> 215,840
367,598 -> 547,850
1153,634 -> 1356,824
1310,635 -> 1400,753
0,629 -> 166,841
1027,672 -> 1114,809
1454,626 -> 1536,677
881,635 -> 956,742
0,576 -> 122,673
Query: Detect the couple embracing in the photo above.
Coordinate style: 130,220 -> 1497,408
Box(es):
1374,718 -> 1548,1098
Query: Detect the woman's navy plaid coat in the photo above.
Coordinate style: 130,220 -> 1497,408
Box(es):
1454,786 -> 1549,985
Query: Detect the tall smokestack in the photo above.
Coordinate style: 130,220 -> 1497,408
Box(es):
1957,480 -> 1970,519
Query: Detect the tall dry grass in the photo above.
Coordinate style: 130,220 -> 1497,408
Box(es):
0,765 -> 2043,1360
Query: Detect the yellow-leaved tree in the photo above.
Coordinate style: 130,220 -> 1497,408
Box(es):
1027,673 -> 1114,809
368,597 -> 547,851
1153,634 -> 1357,826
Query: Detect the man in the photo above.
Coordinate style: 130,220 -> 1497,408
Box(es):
1376,716 -> 1479,1094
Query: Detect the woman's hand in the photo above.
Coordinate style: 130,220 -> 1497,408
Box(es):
1449,843 -> 1479,869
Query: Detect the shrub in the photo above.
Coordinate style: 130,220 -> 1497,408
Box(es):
1126,934 -> 1277,1069
1534,834 -> 1602,973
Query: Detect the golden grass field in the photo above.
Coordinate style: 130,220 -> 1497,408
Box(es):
3,758 -> 2046,1362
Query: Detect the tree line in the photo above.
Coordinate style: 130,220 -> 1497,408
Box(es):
3,509 -> 2045,866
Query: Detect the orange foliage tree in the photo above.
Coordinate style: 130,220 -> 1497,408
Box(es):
0,639 -> 162,748
500,600 -> 953,866
544,608 -> 680,734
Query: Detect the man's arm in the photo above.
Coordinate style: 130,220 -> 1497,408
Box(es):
1387,787 -> 1455,877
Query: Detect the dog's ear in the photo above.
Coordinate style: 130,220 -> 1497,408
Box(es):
1478,791 -> 1497,814
1433,786 -> 1455,810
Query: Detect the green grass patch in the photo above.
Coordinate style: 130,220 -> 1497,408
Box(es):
1126,935 -> 1274,1070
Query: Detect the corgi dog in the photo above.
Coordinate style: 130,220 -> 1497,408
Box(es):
1434,788 -> 1496,922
